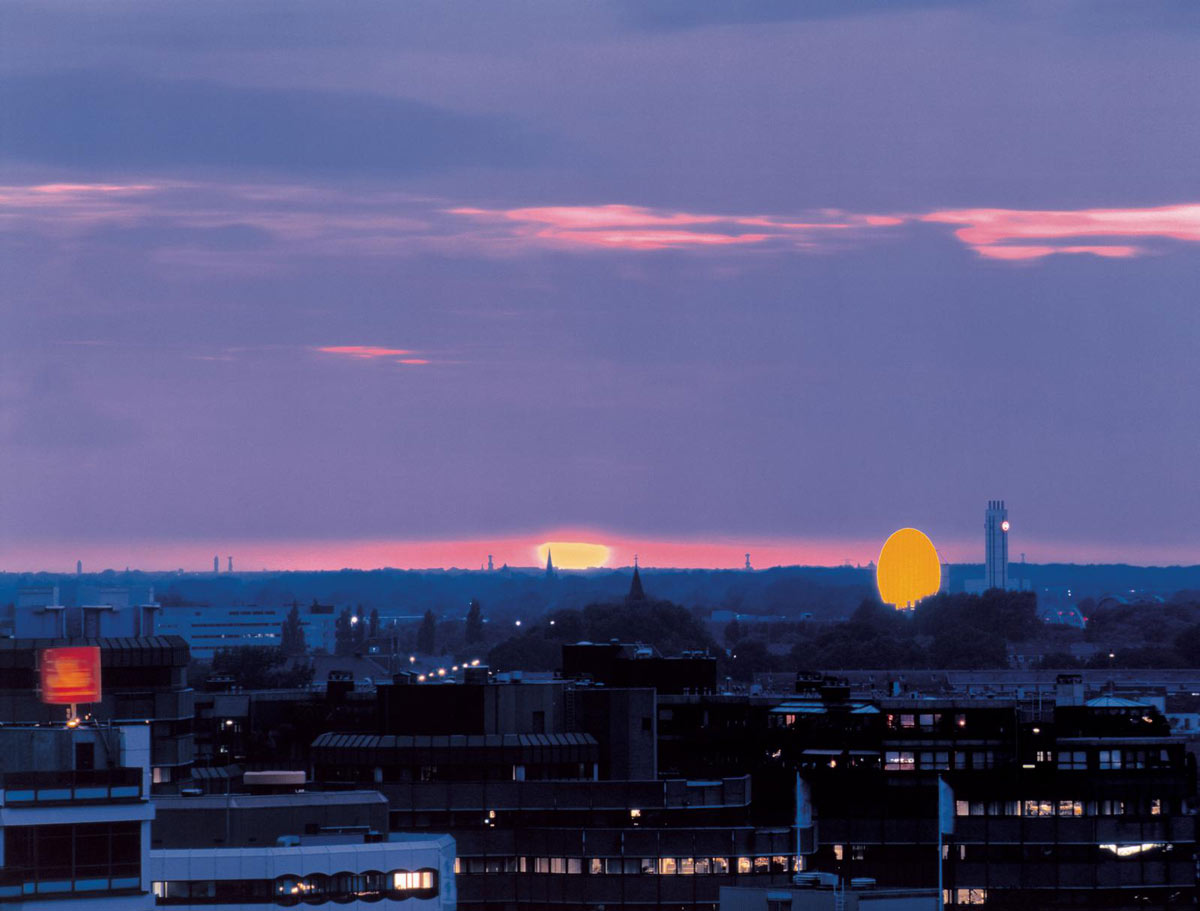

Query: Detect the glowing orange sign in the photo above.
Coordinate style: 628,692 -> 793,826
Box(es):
40,647 -> 102,704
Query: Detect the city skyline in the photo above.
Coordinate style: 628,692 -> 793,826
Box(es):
2,2 -> 1198,569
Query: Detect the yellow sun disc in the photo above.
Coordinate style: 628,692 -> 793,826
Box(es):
876,528 -> 941,609
536,541 -> 611,570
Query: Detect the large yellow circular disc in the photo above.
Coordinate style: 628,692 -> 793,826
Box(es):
876,528 -> 941,609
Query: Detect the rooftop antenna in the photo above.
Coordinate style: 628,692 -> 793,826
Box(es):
745,553 -> 752,571
487,555 -> 494,572
227,556 -> 233,573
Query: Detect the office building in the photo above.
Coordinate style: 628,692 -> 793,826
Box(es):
0,637 -> 194,791
771,688 -> 1195,908
0,722 -> 156,909
156,603 -> 339,658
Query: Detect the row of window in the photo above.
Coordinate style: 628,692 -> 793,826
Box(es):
886,712 -> 964,731
954,798 -> 1164,818
3,822 -> 140,886
883,748 -> 1173,772
454,855 -> 795,875
832,842 -> 1177,864
885,750 -> 996,770
153,871 -> 436,906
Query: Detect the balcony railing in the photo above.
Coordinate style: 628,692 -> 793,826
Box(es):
0,767 -> 142,805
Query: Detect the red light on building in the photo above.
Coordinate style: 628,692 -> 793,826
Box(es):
39,646 -> 102,705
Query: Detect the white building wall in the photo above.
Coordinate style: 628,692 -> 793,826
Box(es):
149,835 -> 456,910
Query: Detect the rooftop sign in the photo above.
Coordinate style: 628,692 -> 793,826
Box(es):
39,646 -> 102,705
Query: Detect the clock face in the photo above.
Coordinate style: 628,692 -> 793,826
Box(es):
1001,520 -> 1010,532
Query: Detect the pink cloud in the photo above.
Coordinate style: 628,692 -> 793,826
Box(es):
972,244 -> 1142,261
921,204 -> 1200,259
29,183 -> 155,195
397,358 -> 430,365
540,228 -> 771,250
459,204 -> 725,229
317,346 -> 415,359
449,203 -> 893,251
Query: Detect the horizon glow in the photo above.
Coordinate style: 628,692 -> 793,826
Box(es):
2,533 -> 1196,575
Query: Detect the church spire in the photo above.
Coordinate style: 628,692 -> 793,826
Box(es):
627,559 -> 646,603
545,549 -> 555,578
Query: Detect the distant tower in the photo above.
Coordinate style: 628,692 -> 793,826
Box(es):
985,500 -> 1009,591
227,556 -> 233,573
487,555 -> 494,572
545,549 -> 555,578
214,555 -> 220,574
745,553 -> 752,571
76,559 -> 82,576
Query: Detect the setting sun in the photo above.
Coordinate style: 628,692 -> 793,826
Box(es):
535,541 -> 611,570
876,527 -> 942,610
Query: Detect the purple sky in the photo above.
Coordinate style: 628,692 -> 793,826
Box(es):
2,1 -> 1198,570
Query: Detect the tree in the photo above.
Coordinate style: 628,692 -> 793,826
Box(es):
724,619 -> 742,645
353,605 -> 367,651
334,608 -> 353,656
466,599 -> 484,643
280,601 -> 306,655
212,646 -> 315,689
417,609 -> 437,654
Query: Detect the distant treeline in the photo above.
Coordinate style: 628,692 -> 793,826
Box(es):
4,563 -> 1199,626
481,589 -> 1200,679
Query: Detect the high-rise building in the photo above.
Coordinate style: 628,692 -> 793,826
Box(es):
984,499 -> 1009,591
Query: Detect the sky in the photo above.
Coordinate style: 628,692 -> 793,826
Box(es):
1,1 -> 1198,571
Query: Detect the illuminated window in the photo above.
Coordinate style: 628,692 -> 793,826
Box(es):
550,858 -> 566,874
1150,798 -> 1162,816
392,870 -> 434,891
658,858 -> 677,875
679,857 -> 695,874
711,857 -> 729,874
1098,750 -> 1121,770
590,858 -> 603,874
737,857 -> 752,874
885,751 -> 915,771
1058,800 -> 1083,817
956,887 -> 987,904
694,857 -> 710,874
754,856 -> 770,873
832,845 -> 844,861
1023,800 -> 1054,817
956,800 -> 970,817
1058,750 -> 1086,770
